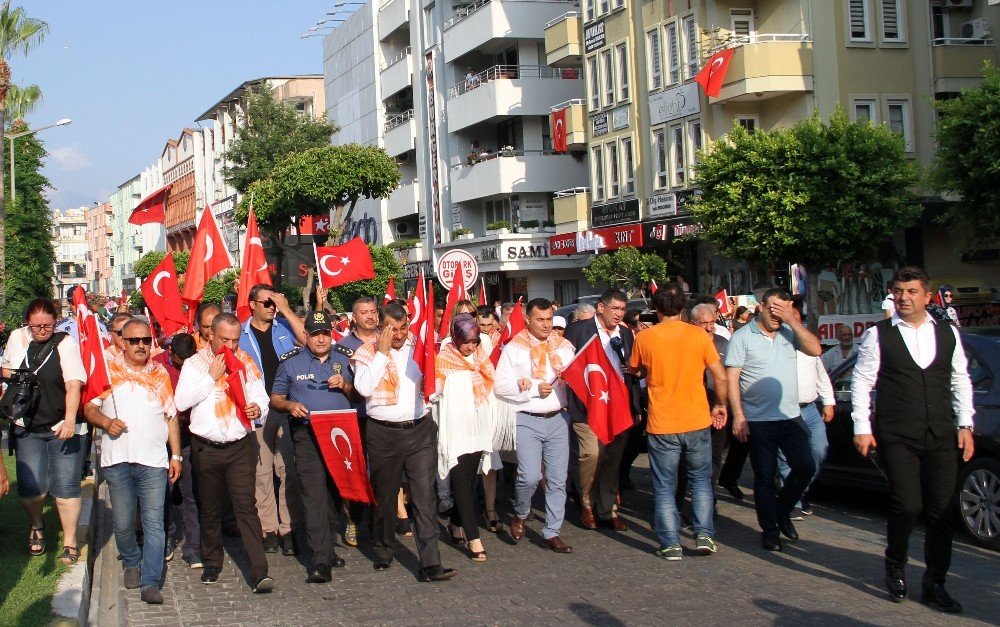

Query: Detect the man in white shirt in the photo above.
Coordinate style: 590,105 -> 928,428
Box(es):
84,320 -> 181,605
174,313 -> 272,593
495,298 -> 577,553
352,301 -> 457,582
852,267 -> 974,613
821,324 -> 858,382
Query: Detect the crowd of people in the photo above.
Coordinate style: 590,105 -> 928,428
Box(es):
0,266 -> 976,614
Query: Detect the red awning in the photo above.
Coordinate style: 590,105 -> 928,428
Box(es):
549,223 -> 643,256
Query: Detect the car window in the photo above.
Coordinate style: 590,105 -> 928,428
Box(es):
963,343 -> 992,391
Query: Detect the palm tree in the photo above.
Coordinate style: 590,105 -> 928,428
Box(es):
0,1 -> 48,309
4,82 -> 41,127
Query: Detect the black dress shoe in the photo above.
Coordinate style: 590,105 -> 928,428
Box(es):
921,583 -> 962,613
263,532 -> 280,554
307,564 -> 333,583
762,535 -> 783,552
280,533 -> 297,556
719,480 -> 745,500
884,563 -> 906,602
331,552 -> 346,568
373,561 -> 391,571
417,565 -> 458,582
777,517 -> 799,542
200,567 -> 221,584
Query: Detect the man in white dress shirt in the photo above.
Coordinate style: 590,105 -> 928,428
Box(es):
495,298 -> 577,553
852,266 -> 974,613
174,313 -> 273,593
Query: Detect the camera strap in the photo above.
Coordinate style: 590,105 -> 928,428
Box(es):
22,332 -> 66,375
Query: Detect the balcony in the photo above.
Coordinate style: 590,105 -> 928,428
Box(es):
384,110 -> 416,156
544,11 -> 581,68
387,181 -> 420,221
392,242 -> 428,266
378,0 -> 409,41
381,47 -> 413,97
551,99 -> 586,150
446,65 -> 584,131
711,35 -> 814,103
932,39 -> 996,93
553,187 -> 589,234
450,151 -> 587,203
443,0 -> 579,61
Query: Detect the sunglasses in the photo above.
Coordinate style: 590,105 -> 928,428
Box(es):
124,336 -> 153,346
944,293 -> 953,298
254,299 -> 276,308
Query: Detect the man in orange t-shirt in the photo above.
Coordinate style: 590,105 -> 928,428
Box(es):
628,282 -> 728,560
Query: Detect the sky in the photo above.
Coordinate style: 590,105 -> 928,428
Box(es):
15,0 -> 338,209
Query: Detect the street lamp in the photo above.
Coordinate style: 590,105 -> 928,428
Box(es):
9,117 -> 72,203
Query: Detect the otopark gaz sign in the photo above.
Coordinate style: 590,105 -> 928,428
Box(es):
436,249 -> 478,291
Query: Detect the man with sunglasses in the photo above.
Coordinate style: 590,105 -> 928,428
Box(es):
106,312 -> 135,360
238,284 -> 308,556
84,320 -> 182,605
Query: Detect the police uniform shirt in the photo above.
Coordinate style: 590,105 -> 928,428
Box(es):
272,347 -> 354,416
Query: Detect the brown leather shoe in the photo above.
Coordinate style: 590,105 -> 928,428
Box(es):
580,507 -> 597,530
544,536 -> 573,553
597,516 -> 628,532
509,516 -> 526,541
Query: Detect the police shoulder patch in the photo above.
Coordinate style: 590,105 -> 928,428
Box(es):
279,348 -> 301,361
333,344 -> 354,358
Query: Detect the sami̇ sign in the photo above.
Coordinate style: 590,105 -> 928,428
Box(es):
436,249 -> 478,290
549,223 -> 643,256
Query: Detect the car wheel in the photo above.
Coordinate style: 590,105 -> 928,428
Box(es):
958,457 -> 1000,550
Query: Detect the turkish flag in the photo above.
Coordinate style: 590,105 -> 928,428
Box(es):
562,335 -> 633,445
309,409 -> 374,503
236,210 -> 271,322
298,213 -> 331,236
314,237 -> 376,288
490,297 -> 525,367
407,270 -> 436,401
182,207 -> 233,305
714,289 -> 731,315
73,286 -> 112,404
437,274 -> 469,338
128,184 -> 170,225
383,275 -> 397,305
141,253 -> 187,336
478,277 -> 487,306
218,346 -> 252,431
650,279 -> 658,296
551,108 -> 568,153
694,48 -> 735,98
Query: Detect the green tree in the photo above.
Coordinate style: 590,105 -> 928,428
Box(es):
692,108 -> 920,331
132,250 -> 190,280
3,82 -> 40,126
929,61 -> 1000,247
582,246 -> 667,295
0,2 -> 48,310
327,244 -> 402,312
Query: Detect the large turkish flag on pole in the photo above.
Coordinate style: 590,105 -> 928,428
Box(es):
694,48 -> 735,98
562,335 -> 633,445
490,297 -> 525,366
383,275 -> 397,305
309,409 -> 375,504
128,184 -> 170,225
314,237 -> 376,288
141,253 -> 187,336
236,210 -> 271,322
72,286 -> 111,404
182,206 -> 233,306
551,108 -> 568,153
407,269 -> 437,401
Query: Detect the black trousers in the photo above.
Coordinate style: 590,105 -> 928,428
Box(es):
747,418 -> 815,540
290,423 -> 341,568
366,417 -> 441,568
719,425 -> 750,486
191,435 -> 268,581
449,452 -> 483,542
880,430 -> 958,585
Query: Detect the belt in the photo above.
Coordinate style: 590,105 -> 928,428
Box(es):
521,409 -> 564,418
799,402 -> 815,408
192,433 -> 248,449
368,416 -> 427,430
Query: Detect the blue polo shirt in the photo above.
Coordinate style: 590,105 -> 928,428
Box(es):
272,348 -> 354,418
724,319 -> 800,421
240,317 -> 298,384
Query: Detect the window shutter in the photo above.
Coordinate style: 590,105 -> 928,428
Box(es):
881,0 -> 899,40
849,0 -> 868,40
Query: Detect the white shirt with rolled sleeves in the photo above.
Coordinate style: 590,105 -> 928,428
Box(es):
352,340 -> 426,423
850,313 -> 974,435
797,351 -> 835,406
493,338 -> 575,414
174,349 -> 270,444
90,365 -> 177,469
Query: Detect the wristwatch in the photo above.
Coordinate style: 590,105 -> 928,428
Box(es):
957,426 -> 974,435
171,454 -> 183,462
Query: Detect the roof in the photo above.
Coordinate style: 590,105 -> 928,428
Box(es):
195,75 -> 324,122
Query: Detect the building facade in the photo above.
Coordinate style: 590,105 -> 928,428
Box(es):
84,202 -> 114,295
52,207 -> 89,301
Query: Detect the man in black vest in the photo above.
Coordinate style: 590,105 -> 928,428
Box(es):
852,266 -> 975,613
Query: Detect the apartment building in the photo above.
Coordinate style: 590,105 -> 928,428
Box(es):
52,207 -> 89,301
547,0 -> 1000,291
84,202 -> 114,294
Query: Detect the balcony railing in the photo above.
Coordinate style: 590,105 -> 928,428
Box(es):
385,109 -> 415,132
454,148 -> 563,168
554,186 -> 589,197
381,46 -> 412,71
445,0 -> 576,30
932,37 -> 995,46
545,10 -> 578,28
447,64 -> 581,99
706,32 -> 811,56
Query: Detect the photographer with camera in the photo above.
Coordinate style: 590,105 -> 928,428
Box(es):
1,298 -> 87,564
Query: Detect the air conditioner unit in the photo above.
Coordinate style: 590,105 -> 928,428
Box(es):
944,0 -> 973,9
395,222 -> 410,235
961,18 -> 991,39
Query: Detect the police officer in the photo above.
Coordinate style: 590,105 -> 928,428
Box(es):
269,311 -> 356,584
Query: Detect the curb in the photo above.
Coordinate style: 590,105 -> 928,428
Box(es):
48,476 -> 97,626
86,481 -> 126,627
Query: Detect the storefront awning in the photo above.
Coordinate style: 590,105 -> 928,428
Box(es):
549,223 -> 643,256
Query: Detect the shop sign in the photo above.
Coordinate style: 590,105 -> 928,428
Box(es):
584,19 -> 606,53
479,245 -> 501,262
612,106 -> 629,130
816,314 -> 882,345
506,243 -> 549,260
647,193 -> 676,219
649,82 -> 700,125
436,249 -> 478,290
643,220 -> 672,245
592,113 -> 609,137
403,260 -> 432,280
672,222 -> 700,238
591,198 -> 640,227
549,223 -> 643,256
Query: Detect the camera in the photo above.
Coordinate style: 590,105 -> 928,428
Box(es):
0,368 -> 40,424
638,311 -> 658,324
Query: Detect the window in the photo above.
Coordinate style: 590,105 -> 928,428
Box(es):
880,0 -> 903,42
602,50 -> 614,106
599,0 -> 609,16
671,126 -> 686,186
647,30 -> 663,90
848,0 -> 871,42
683,15 -> 699,79
653,128 -> 668,189
586,0 -> 595,22
730,9 -> 755,39
613,0 -> 624,8
591,145 -> 605,200
886,98 -> 912,151
607,141 -> 620,197
587,56 -> 600,110
665,23 -> 680,85
616,43 -> 630,101
621,137 -> 635,196
688,120 -> 702,176
554,280 -> 579,306
485,197 -> 513,226
851,98 -> 877,123
736,115 -> 759,133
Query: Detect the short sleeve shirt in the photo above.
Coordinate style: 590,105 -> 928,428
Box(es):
725,321 -> 800,421
272,349 -> 354,417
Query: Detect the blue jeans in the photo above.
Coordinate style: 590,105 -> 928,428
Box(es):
647,428 -> 714,547
104,463 -> 168,589
777,402 -> 829,505
514,411 -> 570,539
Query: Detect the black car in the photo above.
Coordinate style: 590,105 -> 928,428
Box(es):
821,327 -> 1000,550
555,298 -> 652,323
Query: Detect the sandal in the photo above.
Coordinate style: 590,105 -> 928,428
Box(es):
395,517 -> 413,537
60,545 -> 79,565
486,510 -> 502,534
469,548 -> 487,562
449,524 -> 467,547
28,525 -> 45,556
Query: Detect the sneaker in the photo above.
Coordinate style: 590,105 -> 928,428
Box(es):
655,544 -> 683,561
789,508 -> 805,521
183,552 -> 204,569
344,520 -> 358,547
164,537 -> 177,561
695,534 -> 718,554
263,532 -> 280,553
123,566 -> 141,589
800,500 -> 814,516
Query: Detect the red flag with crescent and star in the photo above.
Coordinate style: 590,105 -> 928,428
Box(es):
714,289 -> 731,315
478,277 -> 487,306
562,335 -> 633,445
309,409 -> 374,503
182,207 -> 233,308
140,253 -> 187,336
128,184 -> 170,225
383,275 -> 397,305
314,237 -> 376,288
694,48 -> 736,98
218,346 -> 252,431
72,285 -> 112,404
551,107 -> 568,153
437,272 -> 469,339
490,297 -> 525,367
236,210 -> 271,322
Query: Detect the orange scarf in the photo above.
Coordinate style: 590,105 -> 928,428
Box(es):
507,329 -> 573,379
352,334 -> 417,407
104,355 -> 175,412
435,342 -> 494,406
